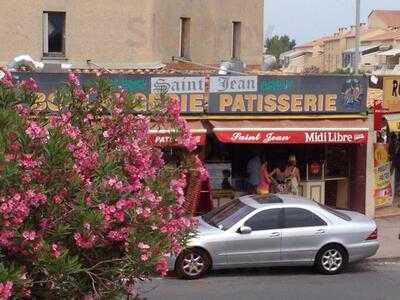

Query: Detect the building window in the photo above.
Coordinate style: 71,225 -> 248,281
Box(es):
43,12 -> 65,57
232,21 -> 242,59
180,17 -> 191,59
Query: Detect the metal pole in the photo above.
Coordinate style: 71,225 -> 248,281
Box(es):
354,0 -> 361,74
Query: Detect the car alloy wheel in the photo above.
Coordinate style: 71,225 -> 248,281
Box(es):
176,248 -> 210,279
182,252 -> 204,277
321,249 -> 343,272
316,245 -> 347,275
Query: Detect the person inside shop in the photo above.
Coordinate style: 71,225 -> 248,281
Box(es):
285,154 -> 301,195
221,169 -> 233,190
257,160 -> 272,195
270,161 -> 287,193
246,151 -> 261,194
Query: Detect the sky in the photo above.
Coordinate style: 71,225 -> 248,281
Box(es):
264,0 -> 400,45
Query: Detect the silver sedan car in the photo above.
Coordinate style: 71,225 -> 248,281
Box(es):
169,194 -> 379,279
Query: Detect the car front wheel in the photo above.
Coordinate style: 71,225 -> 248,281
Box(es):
176,248 -> 210,279
315,245 -> 347,275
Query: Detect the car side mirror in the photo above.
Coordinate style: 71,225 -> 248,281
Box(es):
238,226 -> 252,234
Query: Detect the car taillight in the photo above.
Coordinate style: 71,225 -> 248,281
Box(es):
366,228 -> 378,240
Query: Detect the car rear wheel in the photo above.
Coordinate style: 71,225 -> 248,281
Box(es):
176,248 -> 210,279
315,245 -> 347,275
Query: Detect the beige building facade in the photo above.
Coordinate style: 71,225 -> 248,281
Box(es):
0,0 -> 263,68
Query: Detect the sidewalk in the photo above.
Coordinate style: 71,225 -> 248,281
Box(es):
371,216 -> 400,259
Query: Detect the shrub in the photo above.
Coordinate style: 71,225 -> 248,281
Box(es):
0,70 -> 203,299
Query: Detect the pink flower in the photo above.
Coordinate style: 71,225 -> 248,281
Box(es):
156,257 -> 169,276
136,207 -> 151,219
0,281 -> 13,300
22,230 -> 36,241
21,77 -> 39,92
125,284 -> 137,297
74,232 -> 98,249
39,218 -> 51,230
0,231 -> 14,248
52,195 -> 63,204
84,196 -> 92,206
167,99 -> 181,118
0,69 -> 14,88
25,121 -> 48,142
194,155 -> 209,180
106,177 -> 117,187
83,222 -> 91,230
73,88 -> 87,101
15,104 -> 29,116
140,253 -> 150,261
138,242 -> 150,251
19,154 -> 42,169
26,190 -> 47,207
68,72 -> 80,87
103,130 -> 110,138
84,113 -> 94,124
143,189 -> 161,208
107,227 -> 129,242
50,244 -> 61,258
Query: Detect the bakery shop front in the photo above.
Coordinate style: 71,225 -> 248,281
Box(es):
204,75 -> 370,214
13,71 -> 372,214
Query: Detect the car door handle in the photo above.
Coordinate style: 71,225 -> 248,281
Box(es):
269,232 -> 281,237
315,229 -> 326,235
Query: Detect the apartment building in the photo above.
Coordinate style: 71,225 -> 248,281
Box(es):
283,9 -> 400,74
0,0 -> 263,69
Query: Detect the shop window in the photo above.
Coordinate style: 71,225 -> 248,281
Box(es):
284,208 -> 326,228
180,17 -> 191,59
244,208 -> 284,231
232,21 -> 242,59
325,145 -> 350,178
43,12 -> 65,57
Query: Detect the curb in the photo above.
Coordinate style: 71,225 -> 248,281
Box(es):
367,257 -> 400,262
375,212 -> 400,219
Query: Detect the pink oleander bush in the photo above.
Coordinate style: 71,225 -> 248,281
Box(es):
0,70 -> 203,299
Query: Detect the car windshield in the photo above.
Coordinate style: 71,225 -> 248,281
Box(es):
202,199 -> 255,230
317,203 -> 352,221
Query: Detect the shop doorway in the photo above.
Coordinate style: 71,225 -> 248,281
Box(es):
205,136 -> 363,211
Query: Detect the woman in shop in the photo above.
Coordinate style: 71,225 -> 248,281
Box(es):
257,160 -> 272,195
285,155 -> 301,195
270,161 -> 288,193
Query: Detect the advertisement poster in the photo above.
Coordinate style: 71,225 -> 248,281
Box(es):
374,143 -> 393,207
383,76 -> 400,113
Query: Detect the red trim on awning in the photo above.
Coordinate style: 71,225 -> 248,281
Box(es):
211,119 -> 369,144
149,121 -> 207,146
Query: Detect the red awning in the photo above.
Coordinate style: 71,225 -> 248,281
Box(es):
211,119 -> 369,144
149,120 -> 207,146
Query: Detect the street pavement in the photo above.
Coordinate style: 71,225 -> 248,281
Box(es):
139,260 -> 400,300
374,216 -> 400,259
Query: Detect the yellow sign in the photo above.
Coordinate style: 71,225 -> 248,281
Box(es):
374,146 -> 389,165
387,120 -> 400,132
373,143 -> 393,207
383,77 -> 400,112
